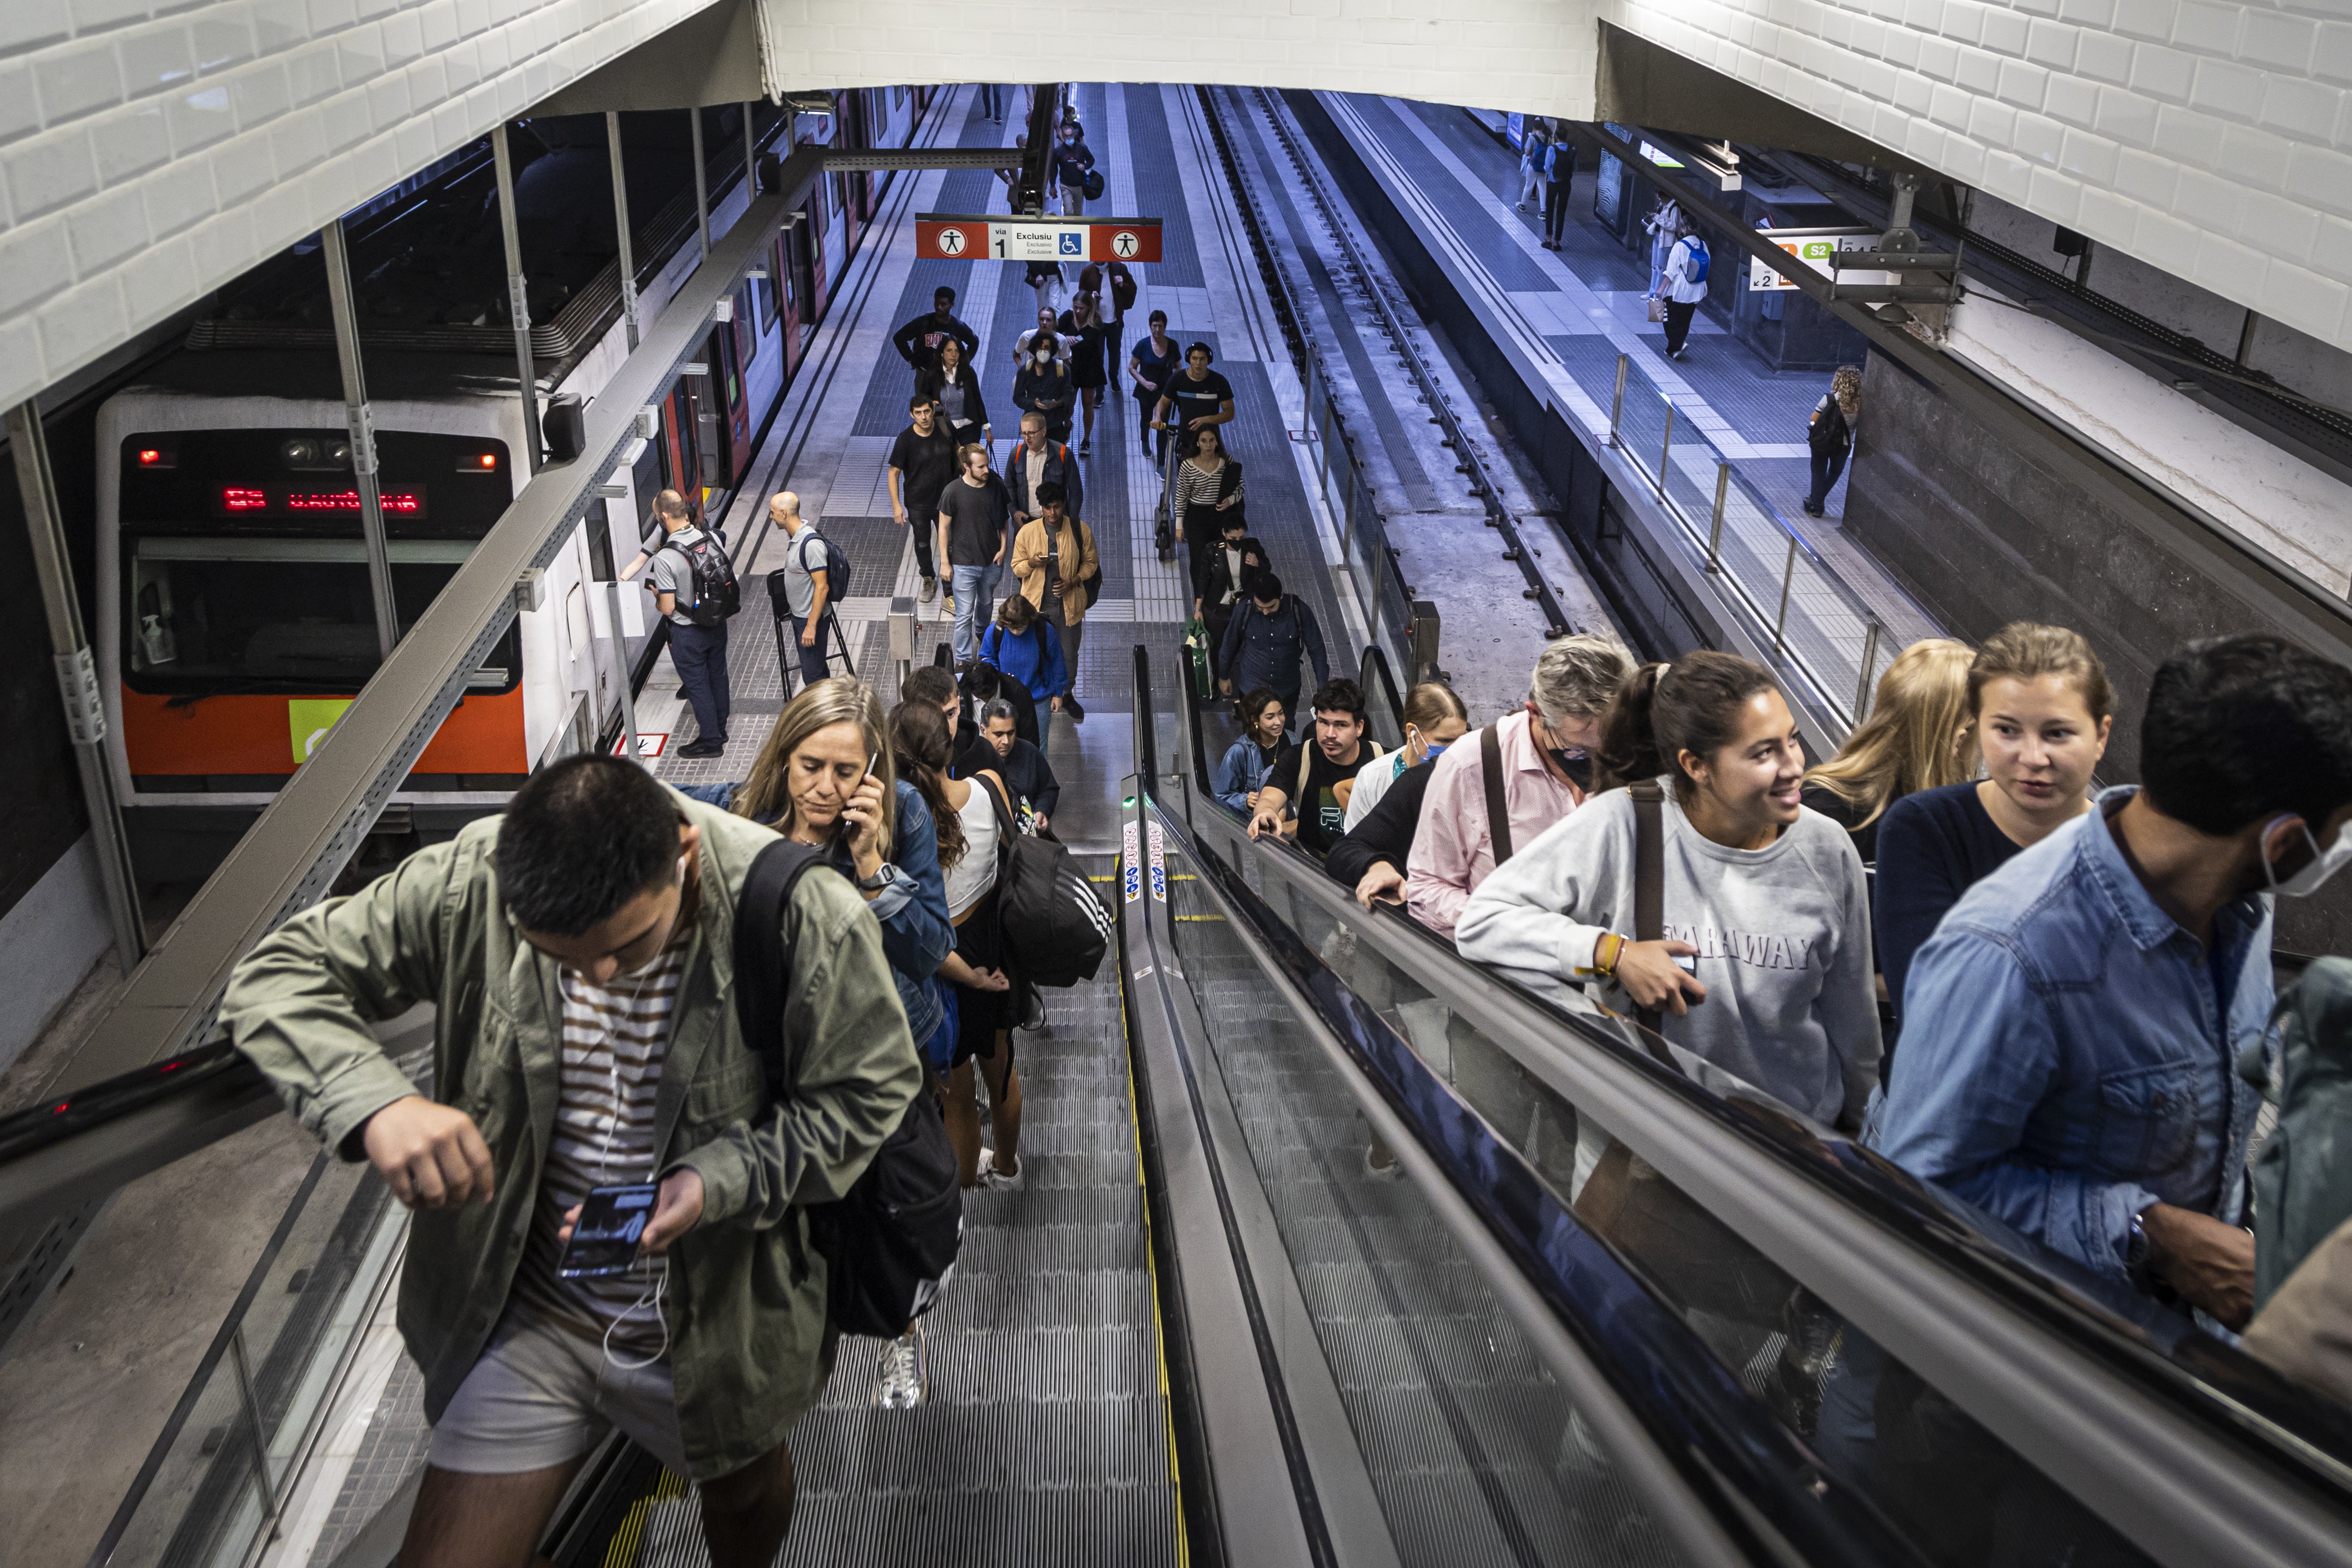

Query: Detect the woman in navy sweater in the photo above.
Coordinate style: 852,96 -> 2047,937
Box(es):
1874,623 -> 2113,1026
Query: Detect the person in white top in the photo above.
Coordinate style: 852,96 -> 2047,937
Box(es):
1345,682 -> 1470,830
889,701 -> 1026,1192
1659,215 -> 1713,361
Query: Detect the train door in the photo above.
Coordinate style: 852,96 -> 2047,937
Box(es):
771,228 -> 804,380
802,190 -> 828,324
657,383 -> 703,522
710,316 -> 754,486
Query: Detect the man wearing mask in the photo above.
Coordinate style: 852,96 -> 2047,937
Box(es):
1052,123 -> 1096,216
1874,635 -> 2352,1330
1406,635 -> 1633,940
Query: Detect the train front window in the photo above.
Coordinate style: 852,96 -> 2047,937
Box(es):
118,429 -> 518,695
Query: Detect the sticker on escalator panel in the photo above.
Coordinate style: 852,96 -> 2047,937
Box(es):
1148,822 -> 1167,903
1122,821 -> 1141,904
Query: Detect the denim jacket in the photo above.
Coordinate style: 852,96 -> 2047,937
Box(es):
1212,736 -> 1281,814
679,780 -> 953,1043
1867,788 -> 2272,1282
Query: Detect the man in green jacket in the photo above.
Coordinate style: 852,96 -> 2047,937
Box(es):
221,755 -> 920,1567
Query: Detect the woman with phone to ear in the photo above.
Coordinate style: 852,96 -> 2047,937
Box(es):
1457,652 -> 1881,1131
717,678 -> 954,1072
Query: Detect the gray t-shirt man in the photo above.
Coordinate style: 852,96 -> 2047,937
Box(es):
777,526 -> 827,620
647,526 -> 712,626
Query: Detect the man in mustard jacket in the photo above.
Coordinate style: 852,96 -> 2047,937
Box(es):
221,755 -> 920,1567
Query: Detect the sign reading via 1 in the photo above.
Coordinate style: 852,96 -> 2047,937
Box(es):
916,215 -> 1163,265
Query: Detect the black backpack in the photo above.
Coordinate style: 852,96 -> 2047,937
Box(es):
976,775 -> 1111,987
733,841 -> 961,1338
665,533 -> 741,627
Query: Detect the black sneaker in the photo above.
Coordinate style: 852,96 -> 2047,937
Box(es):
678,737 -> 724,759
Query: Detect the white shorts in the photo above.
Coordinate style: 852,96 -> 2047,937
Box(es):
428,1308 -> 690,1477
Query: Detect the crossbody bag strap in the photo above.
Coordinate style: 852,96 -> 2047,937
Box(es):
1481,724 -> 1513,866
732,840 -> 835,1102
1630,780 -> 1665,1037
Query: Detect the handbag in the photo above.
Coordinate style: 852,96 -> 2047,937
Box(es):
1645,296 -> 1666,324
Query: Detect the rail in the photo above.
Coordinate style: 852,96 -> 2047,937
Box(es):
1165,662 -> 2352,1568
1608,351 -> 1891,730
1186,86 -> 1441,679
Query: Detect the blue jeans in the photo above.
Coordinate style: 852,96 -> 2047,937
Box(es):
668,620 -> 731,745
788,611 -> 834,690
949,564 -> 1001,663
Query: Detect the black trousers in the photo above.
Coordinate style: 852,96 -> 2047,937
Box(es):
1807,445 -> 1850,511
1543,177 -> 1570,243
1663,299 -> 1699,354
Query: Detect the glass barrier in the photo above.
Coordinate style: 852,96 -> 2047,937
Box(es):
86,1067 -> 415,1568
1299,356 -> 1416,680
1158,832 -> 1695,1568
1204,829 -> 2158,1568
1608,352 -> 1919,737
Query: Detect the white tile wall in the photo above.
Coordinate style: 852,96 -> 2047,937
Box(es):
0,0 -> 733,411
1598,0 -> 2352,351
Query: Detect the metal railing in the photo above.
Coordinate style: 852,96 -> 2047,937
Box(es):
1609,351 -> 1889,734
86,1106 -> 411,1568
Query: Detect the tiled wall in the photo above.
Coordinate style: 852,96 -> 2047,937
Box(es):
0,0 -> 732,413
1601,0 -> 2352,352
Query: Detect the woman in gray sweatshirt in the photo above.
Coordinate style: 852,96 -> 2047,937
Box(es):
1458,652 -> 1881,1129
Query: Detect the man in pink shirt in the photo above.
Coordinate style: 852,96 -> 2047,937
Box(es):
1406,635 -> 1633,939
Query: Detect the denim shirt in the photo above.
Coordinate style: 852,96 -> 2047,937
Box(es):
1867,787 -> 2272,1283
678,780 -> 953,1043
1211,736 -> 1280,814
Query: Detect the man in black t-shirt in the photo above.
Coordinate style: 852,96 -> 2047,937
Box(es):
887,395 -> 958,602
1152,343 -> 1235,454
1246,677 -> 1378,857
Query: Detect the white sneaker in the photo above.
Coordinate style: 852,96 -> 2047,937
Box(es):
920,575 -> 938,603
876,1326 -> 928,1408
976,1147 -> 1026,1190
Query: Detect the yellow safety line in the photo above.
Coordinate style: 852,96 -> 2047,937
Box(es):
1118,961 -> 1193,1568
1173,914 -> 1224,923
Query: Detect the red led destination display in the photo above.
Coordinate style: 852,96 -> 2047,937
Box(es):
215,485 -> 426,518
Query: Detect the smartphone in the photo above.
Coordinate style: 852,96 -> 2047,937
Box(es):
833,752 -> 879,851
1672,954 -> 1698,974
557,1182 -> 660,1279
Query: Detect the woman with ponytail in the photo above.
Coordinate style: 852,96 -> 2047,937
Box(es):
1458,651 -> 1881,1127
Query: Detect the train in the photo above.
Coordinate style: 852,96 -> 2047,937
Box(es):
92,88 -> 935,875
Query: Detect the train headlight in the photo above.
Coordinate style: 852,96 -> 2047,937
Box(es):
281,438 -> 318,468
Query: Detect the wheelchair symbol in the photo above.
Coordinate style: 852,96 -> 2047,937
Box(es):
1058,232 -> 1082,256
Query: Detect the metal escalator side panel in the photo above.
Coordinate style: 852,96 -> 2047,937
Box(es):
1186,801 -> 2352,1568
1157,802 -> 1915,1568
1117,780 -> 1325,1568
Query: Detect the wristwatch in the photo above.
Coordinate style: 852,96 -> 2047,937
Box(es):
856,863 -> 898,893
2124,1208 -> 2153,1280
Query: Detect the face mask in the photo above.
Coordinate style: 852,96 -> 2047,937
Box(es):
1422,739 -> 1451,761
2262,817 -> 2352,898
1034,349 -> 1053,364
1548,746 -> 1593,792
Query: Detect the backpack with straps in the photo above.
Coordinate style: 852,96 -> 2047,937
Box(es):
976,773 -> 1111,987
795,526 -> 854,605
665,533 -> 741,628
2247,956 -> 2352,1312
732,841 -> 962,1339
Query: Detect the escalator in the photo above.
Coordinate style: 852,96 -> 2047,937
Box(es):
11,654 -> 2352,1568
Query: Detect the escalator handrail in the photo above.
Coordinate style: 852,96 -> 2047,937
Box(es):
1154,796 -> 1926,1568
1355,642 -> 1406,751
1178,790 -> 2352,1563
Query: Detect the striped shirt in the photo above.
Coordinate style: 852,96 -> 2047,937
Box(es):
512,937 -> 691,1352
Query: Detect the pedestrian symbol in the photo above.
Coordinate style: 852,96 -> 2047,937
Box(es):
1058,232 -> 1082,256
938,226 -> 966,255
1112,230 -> 1140,259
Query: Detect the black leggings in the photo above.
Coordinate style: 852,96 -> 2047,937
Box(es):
1807,445 -> 1850,510
1543,177 -> 1569,243
1664,299 -> 1699,354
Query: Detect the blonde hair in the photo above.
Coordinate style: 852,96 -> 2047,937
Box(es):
1804,638 -> 1977,828
733,677 -> 896,859
1969,621 -> 2113,722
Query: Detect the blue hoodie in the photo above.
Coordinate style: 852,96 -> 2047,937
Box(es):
979,620 -> 1068,702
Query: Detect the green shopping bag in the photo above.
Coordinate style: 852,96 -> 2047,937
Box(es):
1184,617 -> 1213,701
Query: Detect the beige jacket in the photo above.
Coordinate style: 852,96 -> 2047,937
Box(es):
1010,515 -> 1101,625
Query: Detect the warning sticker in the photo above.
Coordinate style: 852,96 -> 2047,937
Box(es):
288,698 -> 354,765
